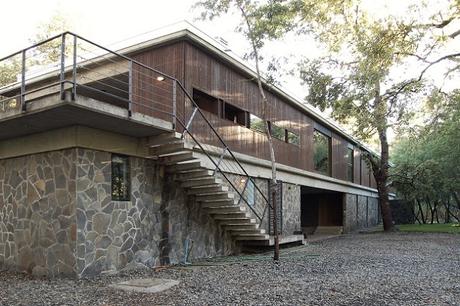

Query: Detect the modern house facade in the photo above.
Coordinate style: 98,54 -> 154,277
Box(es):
0,24 -> 380,278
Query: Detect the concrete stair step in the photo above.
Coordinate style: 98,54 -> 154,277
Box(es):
176,170 -> 214,181
218,218 -> 257,225
187,185 -> 229,195
160,152 -> 198,165
205,206 -> 246,214
148,132 -> 182,147
166,161 -> 203,173
181,177 -> 223,188
200,198 -> 238,207
150,142 -> 193,156
234,234 -> 270,241
222,224 -> 258,231
230,228 -> 266,236
196,192 -> 235,202
213,212 -> 252,219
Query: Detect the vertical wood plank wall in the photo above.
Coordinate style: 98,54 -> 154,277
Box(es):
131,40 -> 375,189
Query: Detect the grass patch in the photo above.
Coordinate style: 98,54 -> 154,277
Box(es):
398,223 -> 460,234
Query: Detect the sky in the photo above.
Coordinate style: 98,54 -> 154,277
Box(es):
1,0 -> 458,146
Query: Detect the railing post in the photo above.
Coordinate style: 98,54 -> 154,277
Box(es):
128,61 -> 133,117
182,106 -> 198,138
172,80 -> 177,130
20,50 -> 26,112
72,35 -> 77,101
213,146 -> 228,176
60,33 -> 66,100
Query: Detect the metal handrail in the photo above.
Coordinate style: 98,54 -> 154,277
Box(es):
0,32 -> 272,223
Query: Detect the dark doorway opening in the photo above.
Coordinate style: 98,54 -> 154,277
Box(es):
301,186 -> 343,235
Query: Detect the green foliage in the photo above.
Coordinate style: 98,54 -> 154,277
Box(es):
391,90 -> 460,203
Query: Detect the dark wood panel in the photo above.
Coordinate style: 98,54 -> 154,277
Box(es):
132,41 -> 376,189
131,42 -> 185,123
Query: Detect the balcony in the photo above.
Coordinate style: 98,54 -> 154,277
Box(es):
0,32 -> 180,141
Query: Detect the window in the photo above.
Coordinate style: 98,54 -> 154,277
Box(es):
313,130 -> 331,175
249,114 -> 265,133
224,102 -> 246,126
287,131 -> 300,145
111,154 -> 130,201
346,147 -> 354,182
193,89 -> 220,116
269,121 -> 286,141
246,179 -> 255,206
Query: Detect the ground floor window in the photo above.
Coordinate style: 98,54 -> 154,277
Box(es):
111,154 -> 130,201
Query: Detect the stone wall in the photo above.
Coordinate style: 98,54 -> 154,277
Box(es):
343,194 -> 380,233
76,149 -> 236,277
281,182 -> 301,236
0,150 -> 77,277
1,148 -> 238,278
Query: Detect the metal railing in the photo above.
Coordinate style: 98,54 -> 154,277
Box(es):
0,32 -> 271,224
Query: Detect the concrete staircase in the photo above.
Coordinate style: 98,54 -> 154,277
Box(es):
148,132 -> 269,243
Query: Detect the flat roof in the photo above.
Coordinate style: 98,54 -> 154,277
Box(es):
116,21 -> 378,156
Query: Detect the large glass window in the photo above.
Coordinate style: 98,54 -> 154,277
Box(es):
313,130 -> 331,175
346,147 -> 354,182
270,121 -> 286,141
287,130 -> 300,145
249,114 -> 265,133
111,154 -> 130,201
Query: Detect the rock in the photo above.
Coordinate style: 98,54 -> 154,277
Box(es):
92,213 -> 110,235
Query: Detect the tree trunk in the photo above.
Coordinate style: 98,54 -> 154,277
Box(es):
417,198 -> 426,224
238,3 -> 279,260
371,82 -> 394,232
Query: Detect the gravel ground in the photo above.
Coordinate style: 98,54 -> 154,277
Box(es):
1,232 -> 459,306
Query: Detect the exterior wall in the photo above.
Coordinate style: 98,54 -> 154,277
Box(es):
343,194 -> 380,233
0,150 -> 77,277
1,148 -> 238,278
181,41 -> 375,189
75,148 -> 236,277
281,182 -> 301,236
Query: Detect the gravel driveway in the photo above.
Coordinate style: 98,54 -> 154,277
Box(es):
1,232 -> 459,306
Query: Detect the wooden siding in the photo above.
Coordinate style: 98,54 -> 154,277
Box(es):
131,40 -> 377,190
131,42 -> 186,123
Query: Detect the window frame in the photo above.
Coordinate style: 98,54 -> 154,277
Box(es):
346,146 -> 354,182
111,154 -> 131,201
313,129 -> 332,176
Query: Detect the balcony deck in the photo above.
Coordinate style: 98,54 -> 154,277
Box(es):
0,92 -> 173,141
0,32 -> 177,141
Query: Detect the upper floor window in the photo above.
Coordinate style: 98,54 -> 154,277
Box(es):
112,154 -> 130,201
346,147 -> 354,182
193,88 -> 220,116
287,130 -> 300,145
313,130 -> 331,176
224,102 -> 246,126
269,121 -> 286,141
249,114 -> 265,133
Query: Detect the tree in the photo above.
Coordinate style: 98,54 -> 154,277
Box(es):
1,14 -> 71,109
391,89 -> 460,223
196,0 -> 297,259
242,0 -> 459,232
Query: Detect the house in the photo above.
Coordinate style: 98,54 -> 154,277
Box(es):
0,23 -> 380,278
